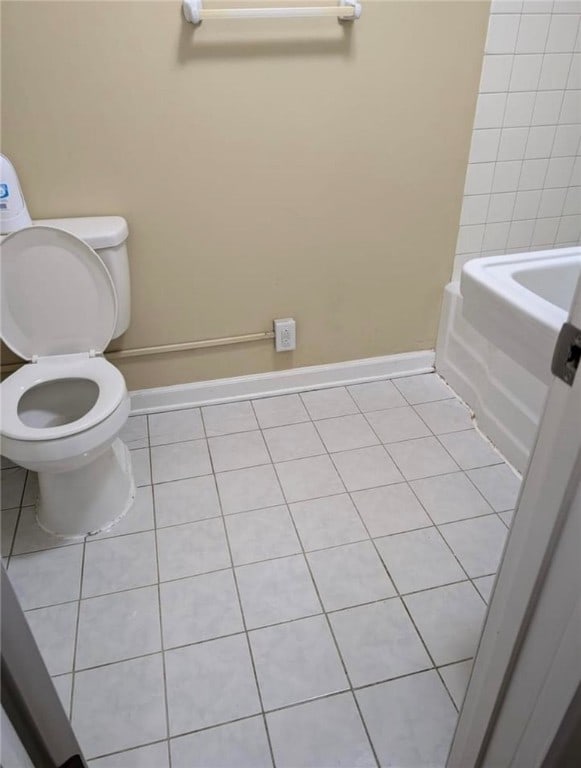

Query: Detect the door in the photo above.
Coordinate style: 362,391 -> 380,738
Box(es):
447,271 -> 581,766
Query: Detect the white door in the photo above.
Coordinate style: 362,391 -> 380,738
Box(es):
447,272 -> 581,766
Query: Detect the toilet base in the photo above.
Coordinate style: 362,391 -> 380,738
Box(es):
35,438 -> 136,539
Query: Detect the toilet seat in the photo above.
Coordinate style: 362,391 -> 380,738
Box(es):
1,226 -> 125,442
1,355 -> 127,441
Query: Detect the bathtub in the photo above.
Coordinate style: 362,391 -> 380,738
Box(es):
436,246 -> 581,473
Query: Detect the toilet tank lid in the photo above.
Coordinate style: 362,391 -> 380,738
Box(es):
32,216 -> 128,249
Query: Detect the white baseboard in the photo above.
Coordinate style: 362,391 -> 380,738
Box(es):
130,350 -> 435,414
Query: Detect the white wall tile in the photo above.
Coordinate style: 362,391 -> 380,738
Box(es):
513,189 -> 542,218
465,162 -> 496,194
556,213 -> 581,239
523,1 -> 554,12
539,53 -> 574,89
498,126 -> 530,159
474,93 -> 508,128
487,14 -> 521,53
460,195 -> 491,225
563,185 -> 581,213
516,15 -> 551,53
504,91 -> 537,125
507,218 -> 535,246
566,54 -> 581,87
493,160 -> 523,192
546,15 -> 580,51
488,191 -> 517,221
525,124 -> 557,156
456,224 -> 486,254
510,54 -> 543,90
572,156 -> 581,184
483,221 -> 511,249
531,216 -> 561,243
492,1 -> 523,13
553,123 -> 581,154
554,2 -> 581,13
559,89 -> 581,122
545,155 -> 576,184
480,55 -> 514,92
538,186 -> 568,215
533,90 -> 565,123
519,158 -> 550,188
469,129 -> 502,162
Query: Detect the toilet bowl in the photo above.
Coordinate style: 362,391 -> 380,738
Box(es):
0,224 -> 135,538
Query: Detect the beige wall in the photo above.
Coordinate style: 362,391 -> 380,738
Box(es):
1,0 -> 488,390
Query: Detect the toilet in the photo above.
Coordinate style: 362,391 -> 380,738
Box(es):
0,217 -> 135,539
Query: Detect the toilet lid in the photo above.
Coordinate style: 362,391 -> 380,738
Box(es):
1,226 -> 117,360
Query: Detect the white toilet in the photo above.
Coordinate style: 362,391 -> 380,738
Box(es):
0,217 -> 135,539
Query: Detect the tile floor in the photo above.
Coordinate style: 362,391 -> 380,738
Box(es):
1,373 -> 522,767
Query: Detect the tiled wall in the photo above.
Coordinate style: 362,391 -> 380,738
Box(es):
454,0 -> 581,279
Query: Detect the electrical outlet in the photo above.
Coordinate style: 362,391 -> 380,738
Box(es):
274,318 -> 296,352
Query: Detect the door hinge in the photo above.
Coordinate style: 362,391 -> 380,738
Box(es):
551,322 -> 581,387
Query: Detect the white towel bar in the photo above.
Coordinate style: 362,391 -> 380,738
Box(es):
182,0 -> 362,24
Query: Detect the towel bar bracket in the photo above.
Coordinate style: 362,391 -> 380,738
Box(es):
182,0 -> 362,24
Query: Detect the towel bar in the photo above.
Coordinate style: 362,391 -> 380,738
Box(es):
182,0 -> 362,24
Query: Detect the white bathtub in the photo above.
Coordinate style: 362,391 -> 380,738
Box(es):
436,247 -> 581,473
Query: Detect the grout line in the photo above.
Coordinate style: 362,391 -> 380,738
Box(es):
205,401 -> 278,768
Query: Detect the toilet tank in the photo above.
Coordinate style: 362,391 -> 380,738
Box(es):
32,216 -> 131,339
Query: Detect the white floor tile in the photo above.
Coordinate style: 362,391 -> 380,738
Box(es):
438,430 -> 503,470
160,569 -> 243,648
52,674 -> 72,718
150,440 -> 211,484
120,415 -> 149,450
250,615 -> 348,710
290,494 -> 368,551
364,407 -> 431,444
351,484 -> 432,538
387,437 -> 459,481
439,659 -> 473,709
25,602 -> 78,675
157,518 -> 230,581
12,506 -> 75,555
82,531 -> 157,597
314,415 -> 379,453
275,455 -> 344,503
171,716 -> 272,768
202,401 -> 258,437
467,465 -> 521,511
473,574 -> 496,603
307,540 -> 396,611
439,515 -> 508,578
165,634 -> 260,734
329,599 -> 432,687
22,472 -> 38,506
410,472 -> 493,524
1,507 -> 18,556
76,586 -> 161,669
404,582 -> 487,666
331,445 -> 403,491
216,465 -> 284,515
148,408 -> 204,446
236,554 -> 321,629
394,373 -> 455,404
263,422 -> 326,463
375,528 -> 465,594
225,506 -> 301,566
252,394 -> 309,429
356,670 -> 457,767
1,467 -> 27,509
347,380 -> 407,412
300,387 -> 358,420
72,654 -> 166,759
208,431 -> 270,472
414,400 -> 473,434
8,545 -> 83,610
131,448 -> 151,487
154,475 -> 221,528
91,486 -> 154,540
89,742 -> 170,768
267,693 -> 376,768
